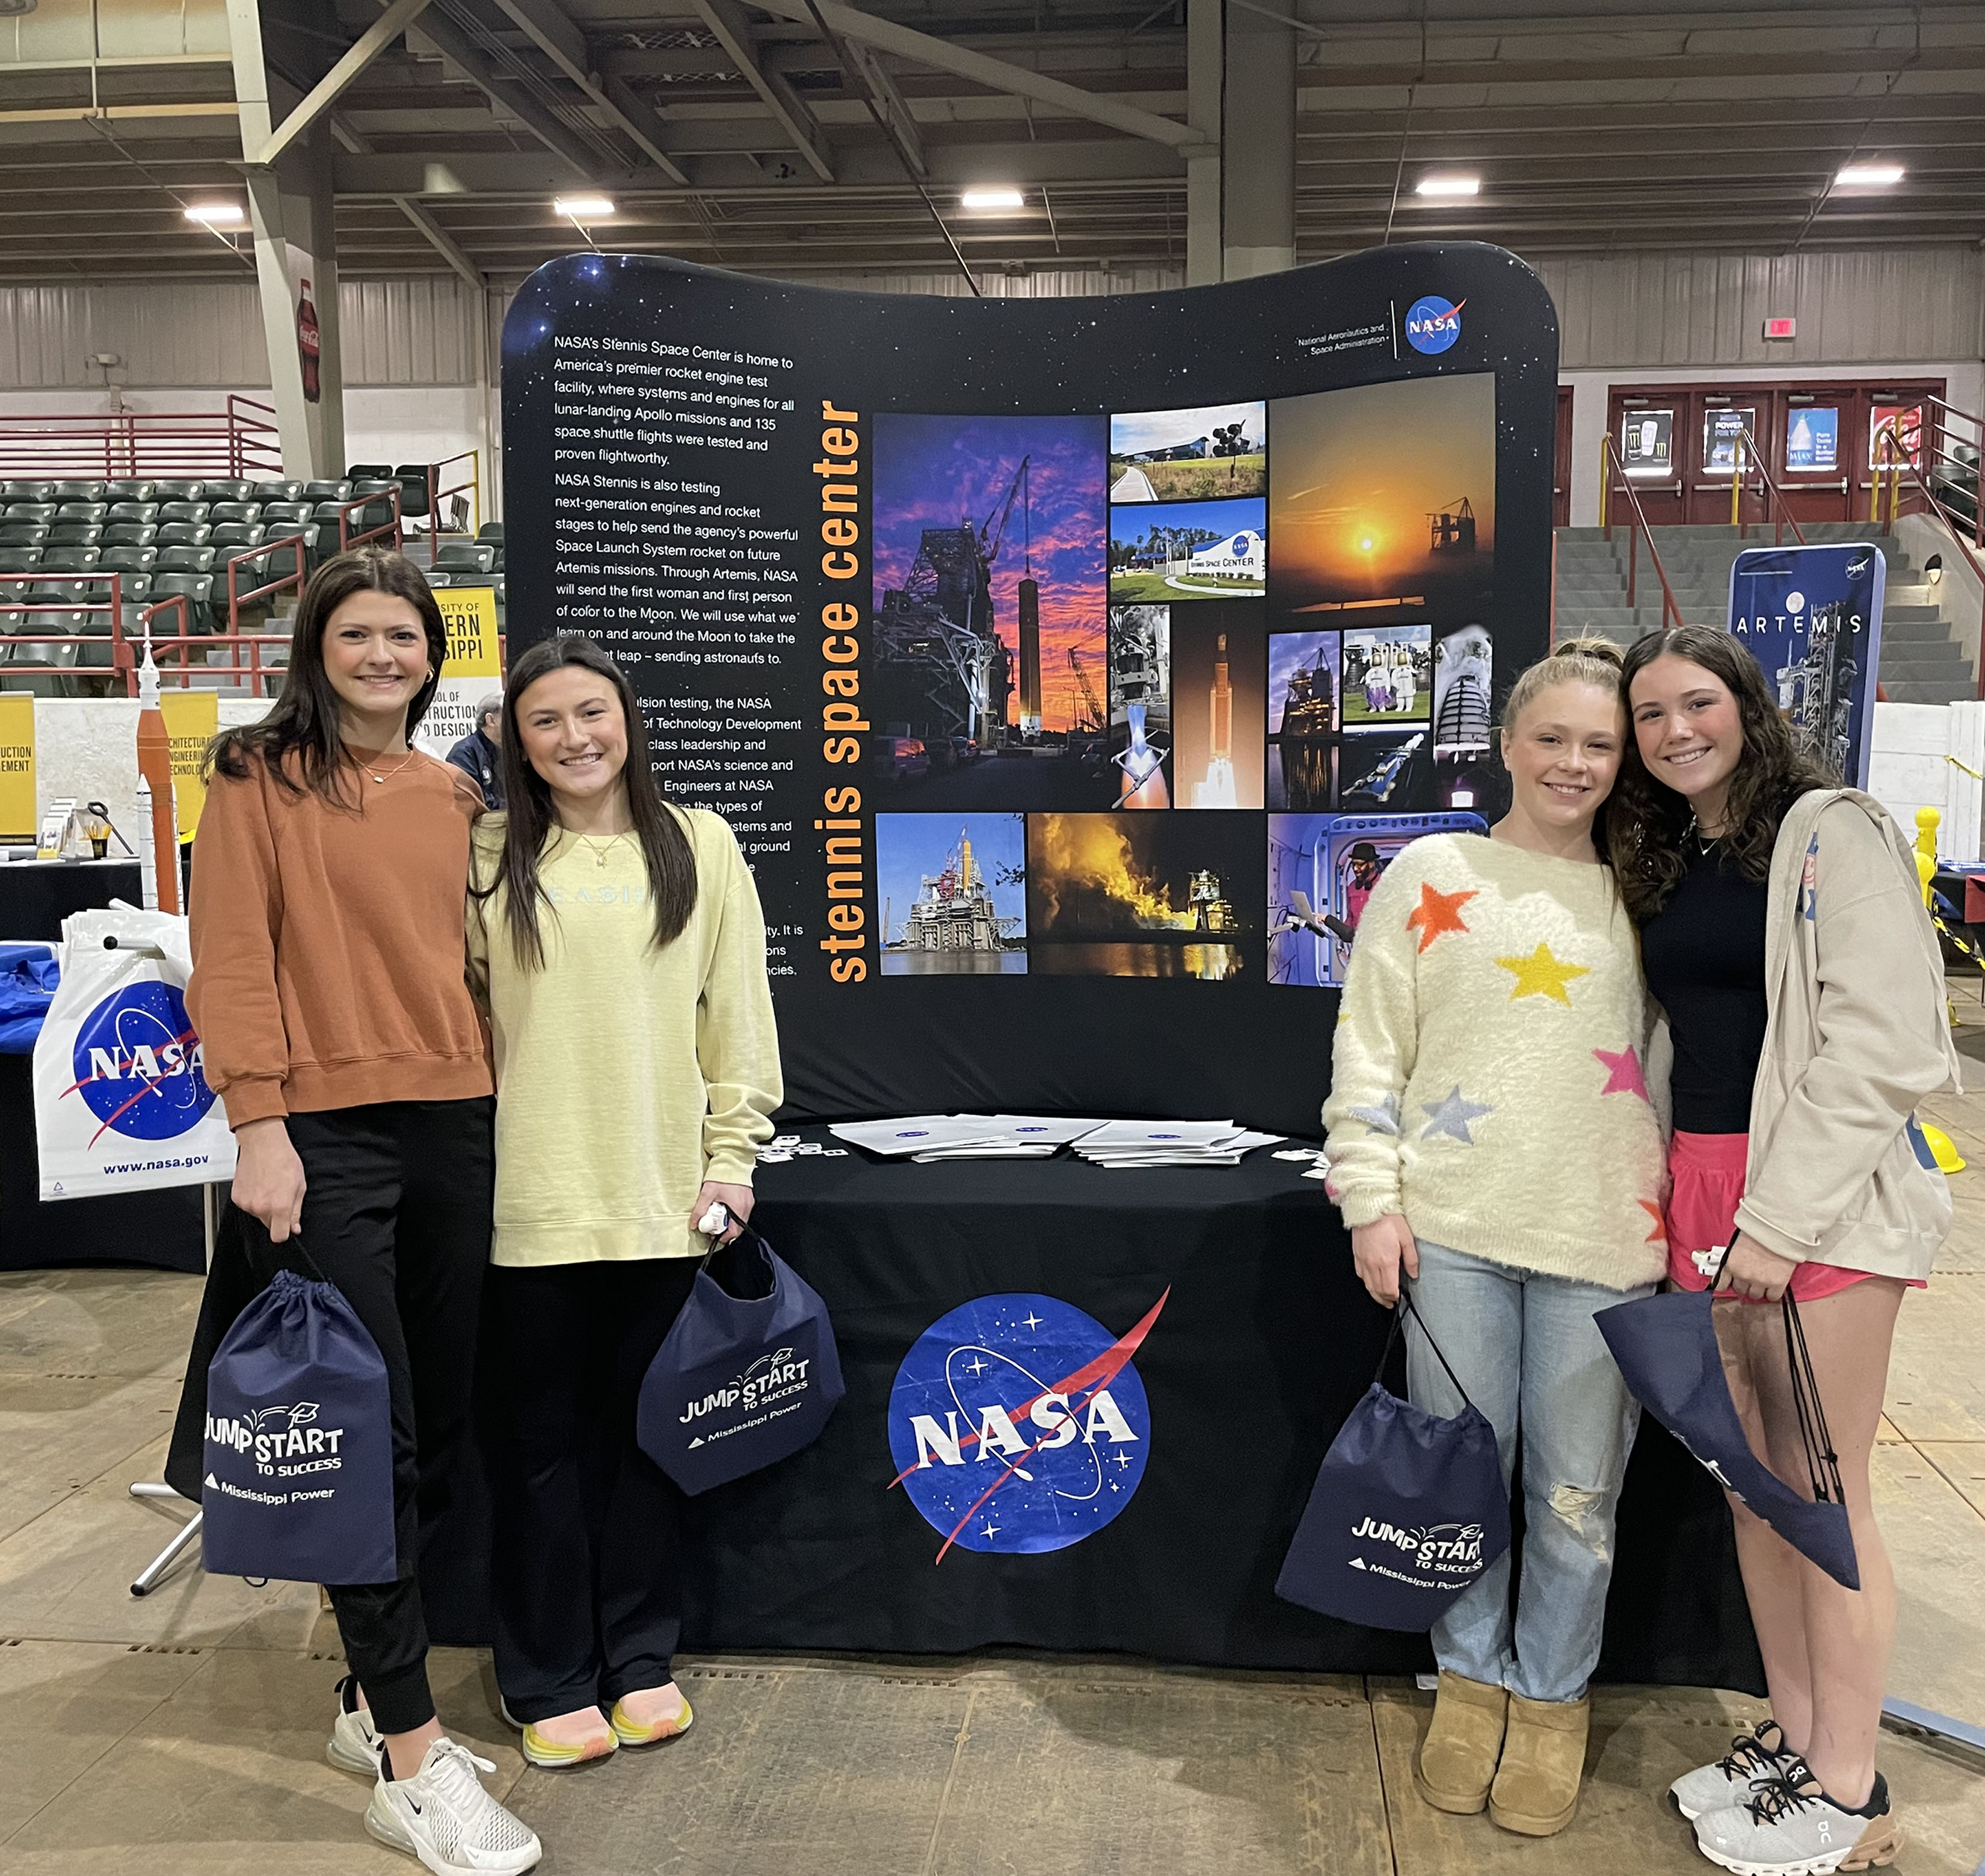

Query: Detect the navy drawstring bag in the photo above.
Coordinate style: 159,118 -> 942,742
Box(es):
200,1252 -> 396,1585
1595,1273 -> 1859,1590
636,1219 -> 845,1496
1276,1297 -> 1509,1631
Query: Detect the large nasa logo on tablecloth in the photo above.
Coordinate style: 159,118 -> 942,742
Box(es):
887,1291 -> 1168,1561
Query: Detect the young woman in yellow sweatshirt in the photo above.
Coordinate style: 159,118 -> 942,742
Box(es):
468,633 -> 781,1771
1323,639 -> 1665,1838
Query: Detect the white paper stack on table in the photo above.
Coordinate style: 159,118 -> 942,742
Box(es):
827,1115 -> 1106,1161
1069,1119 -> 1285,1167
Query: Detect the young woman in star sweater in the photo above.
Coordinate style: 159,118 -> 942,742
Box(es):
1323,639 -> 1666,1839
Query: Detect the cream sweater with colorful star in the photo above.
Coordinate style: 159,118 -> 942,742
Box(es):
1322,833 -> 1666,1289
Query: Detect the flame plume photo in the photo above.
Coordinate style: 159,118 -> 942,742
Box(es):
1026,812 -> 1264,980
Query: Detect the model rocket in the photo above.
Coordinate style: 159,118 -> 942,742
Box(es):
1191,631 -> 1238,807
135,630 -> 180,914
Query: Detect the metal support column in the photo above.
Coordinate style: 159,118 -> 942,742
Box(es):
1185,0 -> 1222,287
227,0 -> 346,479
1220,0 -> 1294,279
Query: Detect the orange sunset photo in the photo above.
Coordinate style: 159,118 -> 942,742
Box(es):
1268,373 -> 1497,618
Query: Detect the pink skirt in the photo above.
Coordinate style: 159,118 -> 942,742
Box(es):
1664,1130 -> 1919,1305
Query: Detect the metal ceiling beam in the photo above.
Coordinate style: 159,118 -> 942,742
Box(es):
404,6 -> 600,179
479,0 -> 694,183
688,0 -> 836,180
256,0 -> 434,167
748,0 -> 1195,149
396,195 -> 485,284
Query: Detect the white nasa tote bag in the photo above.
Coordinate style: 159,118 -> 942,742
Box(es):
31,906 -> 237,1200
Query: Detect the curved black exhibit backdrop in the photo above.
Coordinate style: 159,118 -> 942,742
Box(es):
502,243 -> 1553,1133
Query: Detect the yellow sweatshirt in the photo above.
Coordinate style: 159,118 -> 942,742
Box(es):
467,807 -> 783,1266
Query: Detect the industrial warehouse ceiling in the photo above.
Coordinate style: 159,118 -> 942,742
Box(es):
0,0 -> 1982,283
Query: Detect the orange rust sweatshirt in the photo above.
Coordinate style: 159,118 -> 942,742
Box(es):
188,746 -> 493,1128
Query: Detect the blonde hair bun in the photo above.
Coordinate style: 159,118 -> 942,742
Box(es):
1500,633 -> 1626,729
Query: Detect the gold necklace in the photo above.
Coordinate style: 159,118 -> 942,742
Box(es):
367,749 -> 420,786
573,830 -> 630,869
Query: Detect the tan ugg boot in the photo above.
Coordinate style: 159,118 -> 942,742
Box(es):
1414,1671 -> 1508,1815
1488,1692 -> 1590,1836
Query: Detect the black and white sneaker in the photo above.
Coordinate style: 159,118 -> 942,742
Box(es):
1693,1768 -> 1905,1875
327,1674 -> 383,1777
1670,1718 -> 1796,1821
365,1736 -> 542,1875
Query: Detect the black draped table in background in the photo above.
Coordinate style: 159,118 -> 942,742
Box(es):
392,1133 -> 1762,1690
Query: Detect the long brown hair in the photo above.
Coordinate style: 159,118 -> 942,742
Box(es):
1607,624 -> 1834,921
484,633 -> 698,969
206,547 -> 446,804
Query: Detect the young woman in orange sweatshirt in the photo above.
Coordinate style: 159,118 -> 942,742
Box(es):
171,546 -> 539,1876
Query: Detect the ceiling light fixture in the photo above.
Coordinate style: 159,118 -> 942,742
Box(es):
555,197 -> 616,219
1415,174 -> 1480,198
961,187 -> 1026,213
1835,164 -> 1904,187
183,203 -> 244,226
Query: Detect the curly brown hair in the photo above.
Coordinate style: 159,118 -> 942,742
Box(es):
1607,624 -> 1835,922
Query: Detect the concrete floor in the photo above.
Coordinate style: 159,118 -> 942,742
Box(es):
5,1010 -> 1985,1874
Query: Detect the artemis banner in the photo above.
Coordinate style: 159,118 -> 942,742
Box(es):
502,244 -> 1557,1131
1727,543 -> 1885,789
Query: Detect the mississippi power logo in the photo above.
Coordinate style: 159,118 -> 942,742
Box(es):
1404,295 -> 1464,355
887,1290 -> 1166,1561
64,982 -> 217,1142
678,1345 -> 816,1451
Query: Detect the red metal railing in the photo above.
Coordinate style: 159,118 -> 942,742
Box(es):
409,450 -> 482,564
1876,431 -> 1985,699
0,572 -> 195,694
1730,423 -> 1809,547
332,485 -> 402,554
1598,435 -> 1689,631
0,395 -> 282,484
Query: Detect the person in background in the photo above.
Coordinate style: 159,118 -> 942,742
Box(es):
469,633 -> 781,1772
1612,625 -> 1954,1876
1325,639 -> 1664,1839
447,692 -> 506,808
169,547 -> 540,1876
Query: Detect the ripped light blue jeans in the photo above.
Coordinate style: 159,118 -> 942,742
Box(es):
1406,1239 -> 1653,1705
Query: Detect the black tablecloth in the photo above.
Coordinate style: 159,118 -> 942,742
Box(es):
0,1053 -> 205,1271
213,1134 -> 1757,1686
0,859 -> 143,941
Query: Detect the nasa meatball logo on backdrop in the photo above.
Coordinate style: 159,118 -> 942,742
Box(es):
1403,295 -> 1464,354
887,1291 -> 1167,1559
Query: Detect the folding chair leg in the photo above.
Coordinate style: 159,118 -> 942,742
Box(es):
128,1483 -> 202,1596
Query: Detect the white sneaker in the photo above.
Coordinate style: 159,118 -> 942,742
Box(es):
327,1675 -> 383,1777
1670,1718 -> 1795,1820
365,1736 -> 542,1875
1694,1768 -> 1904,1875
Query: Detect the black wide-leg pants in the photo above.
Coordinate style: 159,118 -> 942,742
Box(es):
480,1256 -> 700,1724
168,1097 -> 494,1736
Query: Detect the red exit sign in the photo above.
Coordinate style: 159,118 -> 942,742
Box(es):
1762,316 -> 1797,340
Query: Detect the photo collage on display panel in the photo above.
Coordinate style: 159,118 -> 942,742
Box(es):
867,375 -> 1497,986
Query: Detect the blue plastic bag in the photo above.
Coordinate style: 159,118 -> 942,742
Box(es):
0,943 -> 57,1054
1276,1299 -> 1509,1631
636,1222 -> 845,1496
1596,1285 -> 1859,1590
200,1263 -> 396,1585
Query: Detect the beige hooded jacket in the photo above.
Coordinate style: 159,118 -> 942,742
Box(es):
1657,787 -> 1960,1281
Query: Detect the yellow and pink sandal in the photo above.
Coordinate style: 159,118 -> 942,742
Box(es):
609,1688 -> 694,1747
